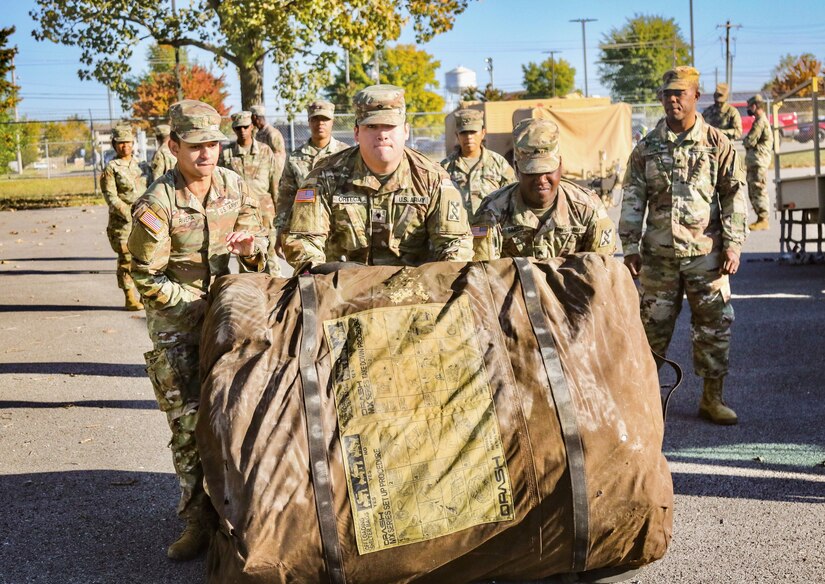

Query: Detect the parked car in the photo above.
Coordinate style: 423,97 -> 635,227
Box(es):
732,102 -> 798,138
793,118 -> 825,143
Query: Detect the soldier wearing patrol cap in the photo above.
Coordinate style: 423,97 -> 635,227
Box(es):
219,110 -> 281,275
128,99 -> 268,561
250,104 -> 286,182
743,94 -> 773,230
472,118 -> 615,261
284,84 -> 474,270
441,108 -> 515,217
275,99 -> 348,253
149,123 -> 177,182
620,66 -> 748,425
101,124 -> 150,310
702,83 -> 743,141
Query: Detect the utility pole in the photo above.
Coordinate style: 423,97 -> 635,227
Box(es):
689,0 -> 695,66
717,20 -> 741,93
107,87 -> 114,127
10,55 -> 22,175
171,0 -> 183,101
88,110 -> 98,194
484,57 -> 494,88
570,18 -> 597,97
542,50 -> 562,97
345,50 -> 350,85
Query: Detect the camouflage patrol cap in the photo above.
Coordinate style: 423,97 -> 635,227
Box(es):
307,99 -> 335,120
747,94 -> 766,107
454,109 -> 484,132
513,118 -> 561,174
168,99 -> 226,143
714,83 -> 730,99
112,125 -> 134,143
660,66 -> 700,91
353,84 -> 406,126
250,105 -> 266,117
153,123 -> 171,137
231,111 -> 253,128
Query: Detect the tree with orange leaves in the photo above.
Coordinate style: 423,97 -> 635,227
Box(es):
767,53 -> 824,98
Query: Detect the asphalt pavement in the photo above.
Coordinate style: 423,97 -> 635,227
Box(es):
1,190 -> 823,583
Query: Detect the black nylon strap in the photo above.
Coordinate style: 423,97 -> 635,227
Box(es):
513,257 -> 589,572
298,275 -> 347,584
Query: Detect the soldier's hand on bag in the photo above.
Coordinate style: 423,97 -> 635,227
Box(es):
623,254 -> 642,278
721,249 -> 740,275
226,231 -> 256,257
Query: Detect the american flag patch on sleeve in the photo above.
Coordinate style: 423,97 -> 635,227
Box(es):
138,209 -> 164,235
295,188 -> 316,203
472,225 -> 489,237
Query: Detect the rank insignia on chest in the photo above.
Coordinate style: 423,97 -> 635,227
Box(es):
138,209 -> 164,235
371,208 -> 388,223
295,188 -> 316,203
471,226 -> 489,238
447,200 -> 461,222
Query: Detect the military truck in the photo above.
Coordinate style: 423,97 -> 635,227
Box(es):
445,96 -> 632,205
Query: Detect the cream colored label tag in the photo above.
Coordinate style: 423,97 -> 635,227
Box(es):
324,296 -> 513,555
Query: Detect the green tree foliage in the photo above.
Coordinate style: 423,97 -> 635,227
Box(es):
43,116 -> 91,160
598,14 -> 690,103
766,53 -> 824,98
325,44 -> 445,127
30,0 -> 475,112
0,26 -> 21,171
460,84 -> 508,102
522,57 -> 576,98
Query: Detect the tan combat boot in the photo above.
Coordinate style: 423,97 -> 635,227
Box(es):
698,377 -> 738,425
167,518 -> 210,561
748,216 -> 770,231
124,288 -> 144,311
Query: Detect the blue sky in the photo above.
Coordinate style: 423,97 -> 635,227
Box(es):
6,0 -> 825,121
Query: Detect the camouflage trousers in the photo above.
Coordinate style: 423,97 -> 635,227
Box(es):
143,303 -> 208,519
106,214 -> 138,294
746,163 -> 770,219
638,252 -> 735,379
261,209 -> 281,277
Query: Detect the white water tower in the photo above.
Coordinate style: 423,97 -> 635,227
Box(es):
445,66 -> 477,96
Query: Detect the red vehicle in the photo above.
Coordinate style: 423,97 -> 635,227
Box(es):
733,102 -> 798,138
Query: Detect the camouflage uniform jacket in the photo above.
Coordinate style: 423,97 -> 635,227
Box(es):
219,140 -> 279,225
285,146 -> 474,269
128,167 -> 268,316
275,137 -> 349,233
101,157 -> 149,220
150,143 -> 176,183
701,102 -> 743,141
440,146 -> 516,216
472,179 -> 616,260
743,112 -> 773,167
254,124 -> 286,173
619,115 -> 748,258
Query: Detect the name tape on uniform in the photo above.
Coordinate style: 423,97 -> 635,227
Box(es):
332,194 -> 368,205
295,188 -> 316,203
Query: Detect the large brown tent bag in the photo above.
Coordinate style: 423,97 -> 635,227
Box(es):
198,255 -> 673,584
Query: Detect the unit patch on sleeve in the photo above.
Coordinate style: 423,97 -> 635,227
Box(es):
599,227 -> 613,247
295,188 -> 316,203
471,226 -> 489,238
447,200 -> 461,222
138,208 -> 164,235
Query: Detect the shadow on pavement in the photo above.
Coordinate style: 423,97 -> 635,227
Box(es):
670,469 -> 824,503
0,470 -> 205,584
0,399 -> 157,410
0,304 -> 124,312
0,256 -> 112,262
0,269 -> 115,276
0,362 -> 146,377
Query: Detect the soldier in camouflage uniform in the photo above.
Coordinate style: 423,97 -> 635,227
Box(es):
620,67 -> 748,425
441,109 -> 515,217
275,99 -> 348,251
128,100 -> 267,560
219,110 -> 281,275
285,84 -> 474,271
150,123 -> 176,182
101,125 -> 150,310
250,104 -> 286,184
743,94 -> 774,231
702,83 -> 743,141
473,118 -> 615,260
